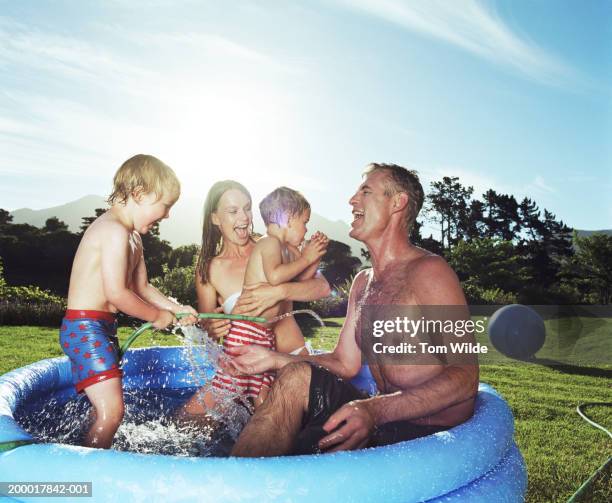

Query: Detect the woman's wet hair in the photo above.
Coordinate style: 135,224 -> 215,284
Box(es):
196,180 -> 252,283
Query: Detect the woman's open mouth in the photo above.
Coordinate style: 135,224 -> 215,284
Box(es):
234,224 -> 249,239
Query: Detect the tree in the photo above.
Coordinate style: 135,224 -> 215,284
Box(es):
458,200 -> 486,241
167,244 -> 200,269
43,217 -> 68,233
320,240 -> 361,288
563,233 -> 612,304
0,209 -> 13,225
481,190 -> 520,242
518,197 -> 541,242
447,238 -> 531,294
426,176 -> 474,251
140,222 -> 173,278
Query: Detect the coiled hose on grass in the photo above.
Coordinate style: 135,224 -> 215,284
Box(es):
566,402 -> 612,502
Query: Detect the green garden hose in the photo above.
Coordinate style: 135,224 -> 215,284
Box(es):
118,312 -> 266,359
566,402 -> 612,502
0,312 -> 266,454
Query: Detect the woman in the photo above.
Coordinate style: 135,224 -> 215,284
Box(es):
195,180 -> 330,354
177,180 -> 329,417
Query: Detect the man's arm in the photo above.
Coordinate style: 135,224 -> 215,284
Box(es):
319,256 -> 479,451
366,257 -> 478,424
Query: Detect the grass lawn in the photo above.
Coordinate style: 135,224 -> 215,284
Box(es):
1,319 -> 610,502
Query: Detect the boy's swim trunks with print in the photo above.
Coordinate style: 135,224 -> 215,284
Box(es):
59,310 -> 122,393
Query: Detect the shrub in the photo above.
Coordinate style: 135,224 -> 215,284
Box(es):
462,279 -> 518,305
300,277 -> 352,317
0,258 -> 66,325
150,264 -> 197,307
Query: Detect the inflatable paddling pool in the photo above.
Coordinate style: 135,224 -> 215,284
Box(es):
0,347 -> 527,502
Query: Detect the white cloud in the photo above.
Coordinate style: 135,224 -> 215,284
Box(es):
335,0 -> 581,87
527,175 -> 556,194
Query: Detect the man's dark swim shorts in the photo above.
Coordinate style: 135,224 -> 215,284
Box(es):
292,364 -> 447,454
59,309 -> 122,393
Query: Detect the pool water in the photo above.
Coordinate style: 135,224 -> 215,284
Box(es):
14,386 -> 250,457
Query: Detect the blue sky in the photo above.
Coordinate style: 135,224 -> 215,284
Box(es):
1,0 -> 610,233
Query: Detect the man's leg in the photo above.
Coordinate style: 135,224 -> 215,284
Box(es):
231,362 -> 311,457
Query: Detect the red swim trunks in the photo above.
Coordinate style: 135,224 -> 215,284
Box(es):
211,320 -> 276,400
59,310 -> 123,393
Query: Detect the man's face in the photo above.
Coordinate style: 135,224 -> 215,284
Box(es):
349,170 -> 393,242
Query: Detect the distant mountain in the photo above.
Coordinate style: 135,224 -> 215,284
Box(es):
9,195 -> 364,259
575,229 -> 612,238
11,195 -> 106,232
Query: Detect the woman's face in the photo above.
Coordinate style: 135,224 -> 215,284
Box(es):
212,188 -> 253,246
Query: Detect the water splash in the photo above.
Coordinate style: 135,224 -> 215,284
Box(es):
16,325 -> 252,457
266,309 -> 325,326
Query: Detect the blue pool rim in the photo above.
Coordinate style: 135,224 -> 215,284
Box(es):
0,346 -> 527,502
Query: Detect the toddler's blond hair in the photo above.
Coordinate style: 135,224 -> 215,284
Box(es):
108,154 -> 180,205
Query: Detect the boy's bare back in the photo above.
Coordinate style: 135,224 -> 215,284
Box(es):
67,212 -> 141,313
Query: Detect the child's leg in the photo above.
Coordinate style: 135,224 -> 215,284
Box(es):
176,388 -> 217,418
83,377 -> 124,449
273,314 -> 306,354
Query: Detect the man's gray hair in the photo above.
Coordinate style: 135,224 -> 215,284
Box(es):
363,163 -> 424,234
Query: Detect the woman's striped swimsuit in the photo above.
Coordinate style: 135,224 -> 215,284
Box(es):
211,320 -> 276,400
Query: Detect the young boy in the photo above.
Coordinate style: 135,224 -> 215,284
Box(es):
60,154 -> 197,449
210,186 -> 328,408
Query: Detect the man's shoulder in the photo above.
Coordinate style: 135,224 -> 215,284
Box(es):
351,268 -> 372,292
410,252 -> 452,276
408,252 -> 465,305
353,267 -> 372,282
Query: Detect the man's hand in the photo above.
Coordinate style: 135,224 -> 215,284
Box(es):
152,309 -> 177,330
223,344 -> 284,376
204,306 -> 231,341
232,283 -> 283,317
318,399 -> 376,452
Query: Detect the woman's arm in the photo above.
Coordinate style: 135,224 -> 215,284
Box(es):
195,272 -> 231,340
232,272 -> 331,317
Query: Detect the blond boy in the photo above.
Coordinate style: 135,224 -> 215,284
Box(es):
60,154 -> 197,449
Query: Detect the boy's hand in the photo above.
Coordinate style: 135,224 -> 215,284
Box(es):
170,304 -> 198,325
152,309 -> 177,330
205,306 -> 231,341
311,231 -> 329,248
302,235 -> 328,264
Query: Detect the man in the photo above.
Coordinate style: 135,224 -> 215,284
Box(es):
226,163 -> 479,456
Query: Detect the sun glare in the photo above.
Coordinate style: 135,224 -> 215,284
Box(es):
151,81 -> 295,196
